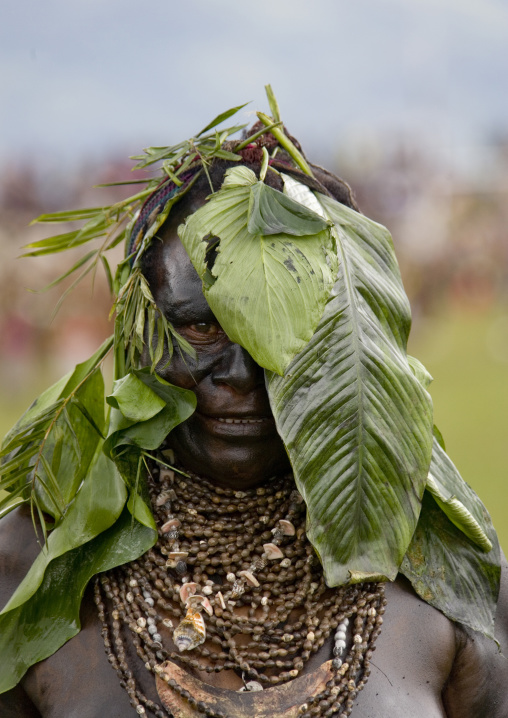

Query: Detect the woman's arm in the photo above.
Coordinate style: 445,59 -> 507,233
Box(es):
442,554 -> 508,717
0,685 -> 42,717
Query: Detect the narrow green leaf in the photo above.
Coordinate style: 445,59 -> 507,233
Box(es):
38,456 -> 66,515
50,262 -> 95,319
256,112 -> 313,176
211,149 -> 242,161
0,445 -> 38,476
0,467 -> 35,493
153,317 -> 166,368
100,254 -> 114,293
235,122 -> 283,152
61,406 -> 82,459
197,103 -> 249,137
0,485 -> 27,519
61,336 -> 113,395
31,207 -> 106,224
41,250 -> 97,291
69,398 -> 105,440
162,162 -> 184,186
265,84 -> 281,123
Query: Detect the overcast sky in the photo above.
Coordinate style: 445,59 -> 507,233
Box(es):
1,0 -> 507,168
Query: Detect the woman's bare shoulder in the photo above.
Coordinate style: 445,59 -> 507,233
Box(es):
442,552 -> 508,718
0,505 -> 41,611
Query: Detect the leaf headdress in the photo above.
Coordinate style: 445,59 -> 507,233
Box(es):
0,86 -> 500,693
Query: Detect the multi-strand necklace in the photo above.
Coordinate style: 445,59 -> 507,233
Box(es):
94,452 -> 386,717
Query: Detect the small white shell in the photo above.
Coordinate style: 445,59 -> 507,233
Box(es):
278,519 -> 296,536
238,570 -> 260,587
215,591 -> 226,609
159,467 -> 175,481
187,594 -> 214,616
179,582 -> 198,603
161,518 -> 181,533
263,543 -> 284,560
244,681 -> 263,692
156,492 -> 172,507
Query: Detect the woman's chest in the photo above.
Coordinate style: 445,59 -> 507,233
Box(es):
21,586 -> 453,718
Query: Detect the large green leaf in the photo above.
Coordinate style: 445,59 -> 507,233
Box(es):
1,452 -> 126,615
178,166 -> 338,375
266,194 -> 434,586
401,492 -> 500,638
426,437 -> 493,552
104,369 -> 196,533
1,338 -> 113,522
0,507 -> 155,693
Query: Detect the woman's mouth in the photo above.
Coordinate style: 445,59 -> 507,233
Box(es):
196,413 -> 277,438
215,417 -> 267,424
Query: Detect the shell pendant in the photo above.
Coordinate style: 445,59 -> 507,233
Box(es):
173,607 -> 206,652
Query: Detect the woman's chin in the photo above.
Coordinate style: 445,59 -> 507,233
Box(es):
165,422 -> 291,489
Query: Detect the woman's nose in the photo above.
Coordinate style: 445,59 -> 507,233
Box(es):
212,342 -> 264,394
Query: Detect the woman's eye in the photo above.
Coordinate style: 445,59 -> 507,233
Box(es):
177,322 -> 225,343
191,323 -> 219,335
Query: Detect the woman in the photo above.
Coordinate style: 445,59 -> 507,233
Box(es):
1,100 -> 507,717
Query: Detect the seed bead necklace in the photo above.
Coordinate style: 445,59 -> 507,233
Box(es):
94,453 -> 386,717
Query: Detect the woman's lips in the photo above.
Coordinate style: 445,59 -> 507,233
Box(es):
195,412 -> 277,438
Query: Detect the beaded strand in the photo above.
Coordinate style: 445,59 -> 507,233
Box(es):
94,455 -> 385,717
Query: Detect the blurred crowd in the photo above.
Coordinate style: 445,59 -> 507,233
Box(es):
1,135 -> 507,398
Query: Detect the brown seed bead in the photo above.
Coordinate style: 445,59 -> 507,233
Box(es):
95,460 -> 385,711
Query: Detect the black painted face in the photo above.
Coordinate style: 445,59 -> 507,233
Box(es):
145,206 -> 291,489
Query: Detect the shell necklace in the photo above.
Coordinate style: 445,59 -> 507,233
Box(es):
94,453 -> 386,717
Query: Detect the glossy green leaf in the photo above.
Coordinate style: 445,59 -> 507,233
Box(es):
266,194 -> 434,586
107,372 -> 166,422
104,369 -> 196,457
0,507 -> 155,693
179,167 -> 338,375
426,437 -> 493,552
247,181 -> 331,236
2,451 -> 126,615
197,103 -> 249,136
401,492 -> 500,638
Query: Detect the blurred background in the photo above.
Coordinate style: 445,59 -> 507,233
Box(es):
1,0 -> 507,549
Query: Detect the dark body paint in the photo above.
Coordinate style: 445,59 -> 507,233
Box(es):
1,205 -> 508,716
2,508 -> 508,718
